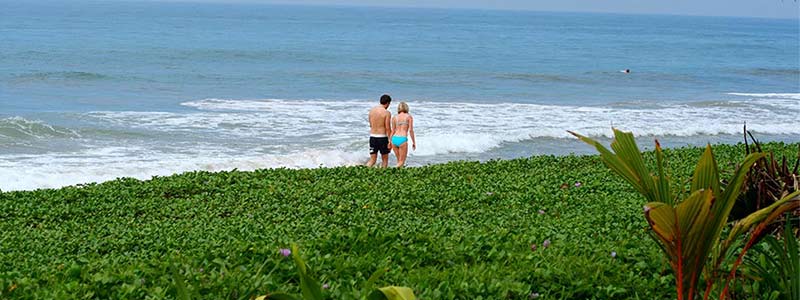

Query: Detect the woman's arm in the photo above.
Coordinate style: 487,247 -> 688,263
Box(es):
388,116 -> 395,147
409,115 -> 416,151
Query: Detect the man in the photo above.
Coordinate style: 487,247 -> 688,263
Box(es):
367,94 -> 393,167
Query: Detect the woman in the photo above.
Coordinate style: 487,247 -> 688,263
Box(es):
390,102 -> 416,168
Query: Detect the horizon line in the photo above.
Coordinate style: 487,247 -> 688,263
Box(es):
10,0 -> 800,20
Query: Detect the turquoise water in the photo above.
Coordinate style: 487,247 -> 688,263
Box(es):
1,1 -> 799,190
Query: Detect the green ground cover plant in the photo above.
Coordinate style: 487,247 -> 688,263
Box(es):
251,244 -> 415,300
1,142 -> 798,299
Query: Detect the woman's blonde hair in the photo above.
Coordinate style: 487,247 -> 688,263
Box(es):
397,102 -> 409,113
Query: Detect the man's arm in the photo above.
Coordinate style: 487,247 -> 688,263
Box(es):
385,112 -> 393,148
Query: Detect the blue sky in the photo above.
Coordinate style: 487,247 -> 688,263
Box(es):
165,0 -> 800,19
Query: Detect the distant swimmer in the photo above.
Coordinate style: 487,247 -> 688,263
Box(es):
621,69 -> 631,74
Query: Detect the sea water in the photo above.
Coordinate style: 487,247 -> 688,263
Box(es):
1,1 -> 798,190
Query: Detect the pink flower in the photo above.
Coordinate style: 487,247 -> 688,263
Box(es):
530,244 -> 537,252
322,283 -> 330,289
279,248 -> 291,257
574,182 -> 582,187
542,239 -> 551,248
643,205 -> 651,212
538,210 -> 545,215
529,292 -> 540,299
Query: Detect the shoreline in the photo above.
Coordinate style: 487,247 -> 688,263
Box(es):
3,139 -> 799,193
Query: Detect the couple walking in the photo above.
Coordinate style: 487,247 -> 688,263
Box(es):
367,94 -> 416,168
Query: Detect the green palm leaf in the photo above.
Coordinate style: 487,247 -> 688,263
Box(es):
569,129 -> 673,204
367,286 -> 416,300
690,145 -> 721,197
572,128 -> 769,300
290,244 -> 324,300
646,189 -> 716,299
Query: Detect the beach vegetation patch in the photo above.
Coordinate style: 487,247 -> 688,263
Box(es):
1,142 -> 798,299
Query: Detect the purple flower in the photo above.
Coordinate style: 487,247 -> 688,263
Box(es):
530,244 -> 537,252
529,292 -> 540,299
542,239 -> 551,248
611,251 -> 617,258
538,209 -> 545,215
643,205 -> 651,213
574,181 -> 582,187
322,283 -> 330,290
279,248 -> 291,257
198,268 -> 204,273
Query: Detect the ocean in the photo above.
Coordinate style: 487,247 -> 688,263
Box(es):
1,1 -> 799,191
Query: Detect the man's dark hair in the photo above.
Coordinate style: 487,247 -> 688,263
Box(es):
380,94 -> 392,105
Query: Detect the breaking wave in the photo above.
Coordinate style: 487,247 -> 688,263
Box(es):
2,93 -> 798,191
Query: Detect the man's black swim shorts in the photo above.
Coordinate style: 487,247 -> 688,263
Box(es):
369,137 -> 390,155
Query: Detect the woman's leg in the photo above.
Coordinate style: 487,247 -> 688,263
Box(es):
393,143 -> 401,165
397,143 -> 408,167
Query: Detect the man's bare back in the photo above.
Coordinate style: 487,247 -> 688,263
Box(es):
369,106 -> 391,136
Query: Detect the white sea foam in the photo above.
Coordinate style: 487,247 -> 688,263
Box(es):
99,96 -> 800,156
87,99 -> 367,142
3,94 -> 799,191
0,146 -> 365,191
404,97 -> 797,155
728,93 -> 800,100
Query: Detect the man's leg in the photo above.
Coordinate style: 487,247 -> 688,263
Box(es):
367,137 -> 378,167
367,153 -> 377,167
380,153 -> 389,168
